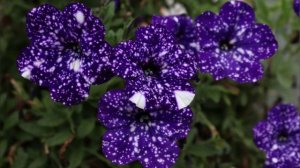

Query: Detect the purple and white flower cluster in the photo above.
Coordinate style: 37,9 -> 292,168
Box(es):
17,1 -> 279,168
253,104 -> 300,168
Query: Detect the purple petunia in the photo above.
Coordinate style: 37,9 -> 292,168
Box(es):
112,24 -> 196,110
98,90 -> 193,168
152,15 -> 198,56
253,104 -> 300,168
195,1 -> 278,83
17,3 -> 112,105
294,0 -> 300,16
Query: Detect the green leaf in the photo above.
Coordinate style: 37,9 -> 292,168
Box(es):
68,145 -> 85,168
187,137 -> 230,158
12,148 -> 29,168
4,111 -> 19,130
28,157 -> 47,168
37,113 -> 66,127
44,130 -> 72,146
0,140 -> 8,158
77,118 -> 96,138
19,122 -> 52,137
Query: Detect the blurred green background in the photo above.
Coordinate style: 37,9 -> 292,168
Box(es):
0,0 -> 299,168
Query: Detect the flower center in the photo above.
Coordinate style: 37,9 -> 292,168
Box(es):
65,42 -> 83,55
135,112 -> 151,123
219,39 -> 234,51
277,131 -> 288,142
142,61 -> 161,77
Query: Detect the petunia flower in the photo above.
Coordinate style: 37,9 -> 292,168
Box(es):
152,15 -> 199,57
195,1 -> 278,83
98,90 -> 193,168
253,104 -> 300,168
294,0 -> 300,16
17,3 -> 112,105
112,25 -> 196,110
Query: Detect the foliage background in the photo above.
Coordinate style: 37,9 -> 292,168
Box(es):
0,0 -> 300,168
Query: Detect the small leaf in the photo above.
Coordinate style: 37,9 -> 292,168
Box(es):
37,113 -> 66,127
77,118 -> 96,138
68,145 -> 84,168
19,122 -> 52,137
4,111 -> 19,130
12,148 -> 29,168
44,130 -> 72,146
187,137 -> 230,158
28,157 -> 47,168
0,140 -> 8,158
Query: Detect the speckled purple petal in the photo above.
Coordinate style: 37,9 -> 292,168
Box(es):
294,0 -> 300,16
135,25 -> 176,48
50,73 -> 89,106
227,61 -> 264,83
219,1 -> 255,28
234,24 -> 278,60
197,50 -> 228,80
152,15 -> 198,53
98,90 -> 136,129
102,128 -> 138,165
253,120 -> 276,152
32,32 -> 65,51
63,3 -> 104,40
267,104 -> 300,134
150,107 -> 193,140
80,41 -> 112,85
264,147 -> 300,168
17,45 -> 57,87
26,4 -> 63,40
112,41 -> 144,79
140,137 -> 179,168
195,11 -> 228,48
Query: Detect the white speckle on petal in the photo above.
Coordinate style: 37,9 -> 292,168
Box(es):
272,158 -> 278,163
21,69 -> 31,79
129,92 -> 146,109
69,59 -> 81,72
33,60 -> 43,67
74,11 -> 85,24
174,90 -> 195,109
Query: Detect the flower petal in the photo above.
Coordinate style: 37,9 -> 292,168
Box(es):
98,90 -> 136,129
253,120 -> 277,152
197,50 -> 228,80
102,128 -> 138,165
112,42 -> 144,79
80,41 -> 112,85
152,15 -> 197,51
26,4 -> 63,40
17,45 -> 57,87
150,107 -> 193,140
195,11 -> 228,48
267,104 -> 300,134
49,73 -> 89,105
63,3 -> 105,39
235,24 -> 278,60
264,147 -> 300,168
219,1 -> 255,28
140,136 -> 179,168
227,61 -> 264,83
294,0 -> 300,16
